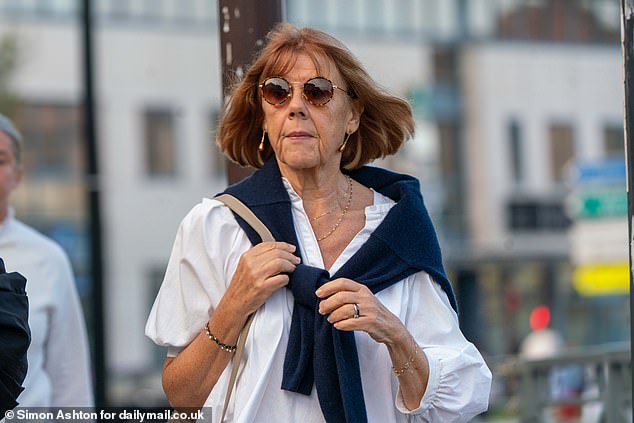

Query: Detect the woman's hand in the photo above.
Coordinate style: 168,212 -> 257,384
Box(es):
162,241 -> 299,410
224,241 -> 301,316
316,278 -> 429,409
315,278 -> 407,344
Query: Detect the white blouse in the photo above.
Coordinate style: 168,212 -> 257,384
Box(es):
146,180 -> 491,422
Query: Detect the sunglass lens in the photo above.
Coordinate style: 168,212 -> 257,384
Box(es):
304,78 -> 333,106
262,78 -> 290,105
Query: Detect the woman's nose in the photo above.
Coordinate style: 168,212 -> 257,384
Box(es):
287,85 -> 307,118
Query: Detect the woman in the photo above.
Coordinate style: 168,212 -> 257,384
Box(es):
146,23 -> 491,422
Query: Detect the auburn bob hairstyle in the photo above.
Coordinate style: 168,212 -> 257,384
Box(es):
216,23 -> 415,169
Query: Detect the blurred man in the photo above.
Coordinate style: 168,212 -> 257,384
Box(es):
0,113 -> 93,407
0,257 -> 29,415
520,305 -> 583,423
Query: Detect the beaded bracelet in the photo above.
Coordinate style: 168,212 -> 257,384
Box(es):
392,339 -> 419,377
204,322 -> 237,353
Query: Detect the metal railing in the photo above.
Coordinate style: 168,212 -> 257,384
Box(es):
495,343 -> 631,423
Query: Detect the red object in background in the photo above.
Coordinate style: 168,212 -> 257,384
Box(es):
530,305 -> 551,331
503,289 -> 521,311
555,403 -> 582,422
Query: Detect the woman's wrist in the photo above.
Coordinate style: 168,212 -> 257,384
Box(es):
384,326 -> 424,377
392,337 -> 419,377
204,321 -> 237,352
205,296 -> 249,349
383,321 -> 411,350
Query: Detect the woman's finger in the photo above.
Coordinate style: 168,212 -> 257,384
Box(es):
253,243 -> 301,266
266,273 -> 290,288
254,241 -> 296,255
315,278 -> 362,298
318,290 -> 359,315
260,256 -> 298,277
326,302 -> 363,324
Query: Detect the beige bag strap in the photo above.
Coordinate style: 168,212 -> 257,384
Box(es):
216,194 -> 274,243
215,194 -> 275,422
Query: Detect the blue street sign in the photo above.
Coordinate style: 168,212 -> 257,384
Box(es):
576,158 -> 626,185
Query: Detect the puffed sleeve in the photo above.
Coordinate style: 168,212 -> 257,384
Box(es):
145,199 -> 251,356
395,273 -> 492,422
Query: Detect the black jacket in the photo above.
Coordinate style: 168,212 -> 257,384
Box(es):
0,257 -> 30,415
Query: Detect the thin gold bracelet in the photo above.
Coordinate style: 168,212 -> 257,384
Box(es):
204,322 -> 237,353
392,339 -> 418,377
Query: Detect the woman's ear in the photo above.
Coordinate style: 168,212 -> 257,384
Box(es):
348,102 -> 363,134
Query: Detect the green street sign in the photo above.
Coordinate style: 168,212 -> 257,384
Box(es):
576,189 -> 627,219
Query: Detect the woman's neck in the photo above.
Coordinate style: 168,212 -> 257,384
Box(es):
279,165 -> 346,204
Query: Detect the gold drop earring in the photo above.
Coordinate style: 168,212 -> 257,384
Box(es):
259,130 -> 266,152
339,132 -> 352,153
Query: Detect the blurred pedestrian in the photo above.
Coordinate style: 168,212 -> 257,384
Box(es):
0,257 -> 30,415
0,113 -> 93,407
519,305 -> 564,360
147,24 -> 491,422
520,305 -> 583,422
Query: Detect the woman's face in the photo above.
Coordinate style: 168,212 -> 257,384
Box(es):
261,53 -> 361,174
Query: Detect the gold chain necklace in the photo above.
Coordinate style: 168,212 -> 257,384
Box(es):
310,207 -> 336,221
316,175 -> 353,242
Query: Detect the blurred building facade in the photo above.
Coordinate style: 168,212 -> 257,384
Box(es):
0,0 -> 626,408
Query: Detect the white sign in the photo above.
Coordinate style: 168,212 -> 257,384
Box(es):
569,218 -> 628,264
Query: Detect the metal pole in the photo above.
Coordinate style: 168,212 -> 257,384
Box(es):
218,0 -> 283,184
619,0 -> 634,417
80,0 -> 106,406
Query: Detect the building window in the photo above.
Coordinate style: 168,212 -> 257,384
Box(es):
604,124 -> 624,157
438,121 -> 465,235
507,199 -> 571,231
144,108 -> 177,177
509,201 -> 538,230
494,1 -> 619,43
549,123 -> 574,183
508,119 -> 523,183
13,103 -> 82,178
433,46 -> 458,83
10,102 -> 86,288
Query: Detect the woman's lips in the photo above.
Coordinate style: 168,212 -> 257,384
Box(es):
286,131 -> 313,139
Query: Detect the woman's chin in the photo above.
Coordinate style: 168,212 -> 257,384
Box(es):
277,152 -> 322,171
